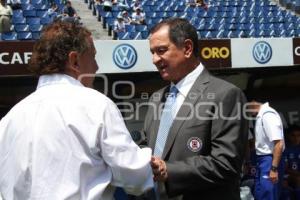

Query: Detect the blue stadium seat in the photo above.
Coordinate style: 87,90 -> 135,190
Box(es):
20,0 -> 30,4
14,24 -> 29,32
204,31 -> 213,39
12,9 -> 23,18
167,11 -> 177,18
125,24 -> 135,32
21,4 -> 34,10
32,32 -> 41,40
12,16 -> 26,24
2,32 -> 17,40
17,32 -> 33,40
119,32 -> 130,40
216,30 -> 224,38
40,17 -> 52,25
29,24 -> 43,32
136,24 -> 147,32
36,10 -> 48,18
130,32 -> 142,40
141,31 -> 149,39
23,10 -> 37,17
34,4 -> 47,10
27,17 -> 41,25
31,0 -> 42,4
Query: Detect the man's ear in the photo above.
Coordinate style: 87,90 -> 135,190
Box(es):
183,39 -> 194,58
67,51 -> 80,73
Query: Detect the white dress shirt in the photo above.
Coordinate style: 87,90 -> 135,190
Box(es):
171,63 -> 204,117
0,74 -> 153,200
255,102 -> 285,155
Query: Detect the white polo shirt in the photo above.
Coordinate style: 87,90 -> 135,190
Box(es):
255,103 -> 285,155
0,74 -> 153,200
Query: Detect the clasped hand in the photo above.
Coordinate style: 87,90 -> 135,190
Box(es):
151,156 -> 168,182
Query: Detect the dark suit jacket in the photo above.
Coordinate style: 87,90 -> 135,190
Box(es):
143,69 -> 248,200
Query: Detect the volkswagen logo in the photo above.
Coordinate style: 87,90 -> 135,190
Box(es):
252,41 -> 272,64
113,44 -> 137,69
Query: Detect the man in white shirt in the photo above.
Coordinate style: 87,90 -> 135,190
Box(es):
0,21 -> 153,200
113,15 -> 125,39
0,0 -> 12,33
248,101 -> 285,200
131,7 -> 145,25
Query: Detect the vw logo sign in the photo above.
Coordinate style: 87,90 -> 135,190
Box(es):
113,44 -> 137,69
252,41 -> 272,64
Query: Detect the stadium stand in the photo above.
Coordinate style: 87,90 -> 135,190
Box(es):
86,0 -> 300,40
0,0 -> 63,41
3,0 -> 300,41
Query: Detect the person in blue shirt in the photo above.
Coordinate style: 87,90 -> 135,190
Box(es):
283,125 -> 300,199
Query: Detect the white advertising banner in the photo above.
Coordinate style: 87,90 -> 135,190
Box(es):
231,38 -> 293,68
94,40 -> 157,73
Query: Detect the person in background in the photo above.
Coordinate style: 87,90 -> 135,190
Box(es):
113,15 -> 125,39
186,0 -> 197,7
144,17 -> 248,200
131,0 -> 141,11
121,10 -> 132,25
196,0 -> 208,11
47,3 -> 59,19
6,0 -> 21,10
241,126 -> 256,197
131,7 -> 145,25
283,125 -> 300,199
0,21 -> 153,200
116,0 -> 129,11
248,100 -> 285,200
0,0 -> 12,33
62,0 -> 80,24
103,0 -> 113,12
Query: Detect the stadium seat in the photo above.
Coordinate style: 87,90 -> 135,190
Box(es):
21,4 -> 34,10
27,17 -> 41,25
40,17 -> 52,25
136,24 -> 147,32
12,16 -> 26,24
141,31 -> 149,39
119,32 -> 130,40
33,4 -> 47,10
31,0 -> 43,4
17,32 -> 33,40
2,32 -> 17,40
14,24 -> 29,32
20,0 -> 30,4
29,24 -> 43,32
32,32 -> 40,40
12,9 -> 23,18
130,32 -> 142,40
36,10 -> 48,18
23,10 -> 37,17
125,24 -> 136,32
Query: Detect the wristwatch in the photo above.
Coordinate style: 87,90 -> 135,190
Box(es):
271,165 -> 278,172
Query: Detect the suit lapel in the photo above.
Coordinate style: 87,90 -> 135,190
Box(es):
161,69 -> 210,159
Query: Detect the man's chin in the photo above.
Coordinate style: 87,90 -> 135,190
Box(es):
159,72 -> 171,81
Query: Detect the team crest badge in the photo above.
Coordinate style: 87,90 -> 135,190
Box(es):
187,137 -> 202,152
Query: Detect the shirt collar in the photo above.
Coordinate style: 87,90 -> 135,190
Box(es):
37,74 -> 84,89
171,63 -> 204,98
257,102 -> 269,118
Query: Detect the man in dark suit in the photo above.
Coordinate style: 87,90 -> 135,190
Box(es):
144,18 -> 248,200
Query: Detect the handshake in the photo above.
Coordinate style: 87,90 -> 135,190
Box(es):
151,156 -> 168,182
